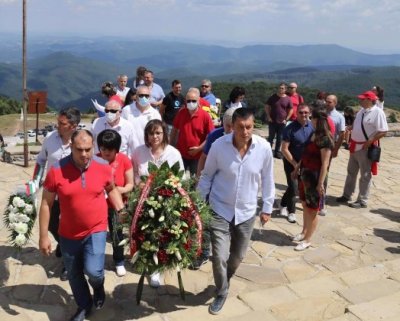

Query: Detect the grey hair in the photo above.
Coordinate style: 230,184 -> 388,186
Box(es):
187,87 -> 200,98
202,79 -> 212,86
223,106 -> 239,125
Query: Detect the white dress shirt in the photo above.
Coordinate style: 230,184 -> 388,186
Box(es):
198,133 -> 275,225
36,131 -> 71,174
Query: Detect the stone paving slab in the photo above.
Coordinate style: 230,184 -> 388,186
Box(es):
1,137 -> 400,320
347,291 -> 400,321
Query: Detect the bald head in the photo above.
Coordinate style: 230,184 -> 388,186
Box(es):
325,94 -> 337,111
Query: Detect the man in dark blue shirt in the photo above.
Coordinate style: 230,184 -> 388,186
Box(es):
280,104 -> 314,223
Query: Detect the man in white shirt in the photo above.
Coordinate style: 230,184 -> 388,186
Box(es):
336,91 -> 388,208
121,86 -> 162,148
91,100 -> 135,156
116,74 -> 130,102
198,108 -> 275,315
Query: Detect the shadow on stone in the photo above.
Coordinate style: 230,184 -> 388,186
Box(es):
371,208 -> 400,223
1,284 -> 70,320
0,245 -> 64,280
373,228 -> 400,244
252,229 -> 293,246
111,283 -> 214,319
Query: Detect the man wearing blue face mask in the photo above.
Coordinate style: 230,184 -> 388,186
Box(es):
91,100 -> 135,157
170,87 -> 214,175
121,86 -> 162,149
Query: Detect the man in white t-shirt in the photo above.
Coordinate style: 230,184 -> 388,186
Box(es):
336,91 -> 388,208
121,86 -> 161,149
91,100 -> 135,156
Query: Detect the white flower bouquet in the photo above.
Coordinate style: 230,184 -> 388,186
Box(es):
3,191 -> 37,248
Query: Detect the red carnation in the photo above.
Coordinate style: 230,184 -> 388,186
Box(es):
157,188 -> 174,197
157,249 -> 169,264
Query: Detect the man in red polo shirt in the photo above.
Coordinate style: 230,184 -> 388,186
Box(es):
170,87 -> 214,175
39,130 -> 126,321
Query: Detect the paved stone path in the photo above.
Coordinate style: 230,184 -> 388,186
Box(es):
1,137 -> 400,321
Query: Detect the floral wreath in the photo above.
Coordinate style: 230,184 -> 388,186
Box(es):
120,161 -> 211,303
3,191 -> 37,249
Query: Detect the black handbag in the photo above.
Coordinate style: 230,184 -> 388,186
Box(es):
361,113 -> 381,162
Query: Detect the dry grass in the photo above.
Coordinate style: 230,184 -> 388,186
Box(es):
0,113 -> 95,136
0,113 -> 56,136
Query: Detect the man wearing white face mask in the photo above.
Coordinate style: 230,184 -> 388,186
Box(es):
91,100 -> 135,156
121,86 -> 162,148
170,87 -> 214,175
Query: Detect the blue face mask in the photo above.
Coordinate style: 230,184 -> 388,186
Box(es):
138,96 -> 150,106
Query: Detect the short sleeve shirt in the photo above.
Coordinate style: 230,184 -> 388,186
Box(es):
282,120 -> 314,162
266,94 -> 293,123
173,107 -> 214,159
43,156 -> 113,240
162,91 -> 185,125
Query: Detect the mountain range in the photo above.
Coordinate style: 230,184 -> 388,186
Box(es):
0,35 -> 399,110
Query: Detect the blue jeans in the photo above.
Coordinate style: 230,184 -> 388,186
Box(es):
60,231 -> 106,309
211,213 -> 255,296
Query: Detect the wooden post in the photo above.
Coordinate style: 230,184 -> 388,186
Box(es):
22,0 -> 29,167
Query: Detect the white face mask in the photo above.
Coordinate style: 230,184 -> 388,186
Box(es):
106,111 -> 118,123
187,101 -> 198,111
138,96 -> 150,107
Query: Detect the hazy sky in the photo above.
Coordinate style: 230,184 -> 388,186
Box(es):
1,0 -> 399,54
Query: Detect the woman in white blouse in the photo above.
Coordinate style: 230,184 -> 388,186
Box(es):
131,119 -> 184,287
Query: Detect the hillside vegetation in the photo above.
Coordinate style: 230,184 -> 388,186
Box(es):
1,39 -> 400,110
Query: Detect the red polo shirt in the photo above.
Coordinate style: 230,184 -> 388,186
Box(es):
44,156 -> 113,240
173,107 -> 214,159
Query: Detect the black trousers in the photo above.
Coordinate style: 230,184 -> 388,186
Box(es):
280,159 -> 298,214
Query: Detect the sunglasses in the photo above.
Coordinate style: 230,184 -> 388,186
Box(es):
186,100 -> 197,103
105,109 -> 119,113
201,85 -> 209,88
138,94 -> 150,98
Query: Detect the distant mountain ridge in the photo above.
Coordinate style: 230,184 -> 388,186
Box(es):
0,36 -> 400,110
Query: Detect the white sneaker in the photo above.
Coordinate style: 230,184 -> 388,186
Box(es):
116,265 -> 126,277
287,213 -> 296,223
150,272 -> 161,288
319,208 -> 327,216
292,233 -> 304,242
294,241 -> 311,251
280,205 -> 288,217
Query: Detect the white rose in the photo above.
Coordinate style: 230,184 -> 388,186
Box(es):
12,196 -> 22,207
8,212 -> 18,223
13,222 -> 28,234
24,204 -> 33,215
8,204 -> 14,212
16,198 -> 26,208
17,214 -> 30,223
15,234 -> 27,246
